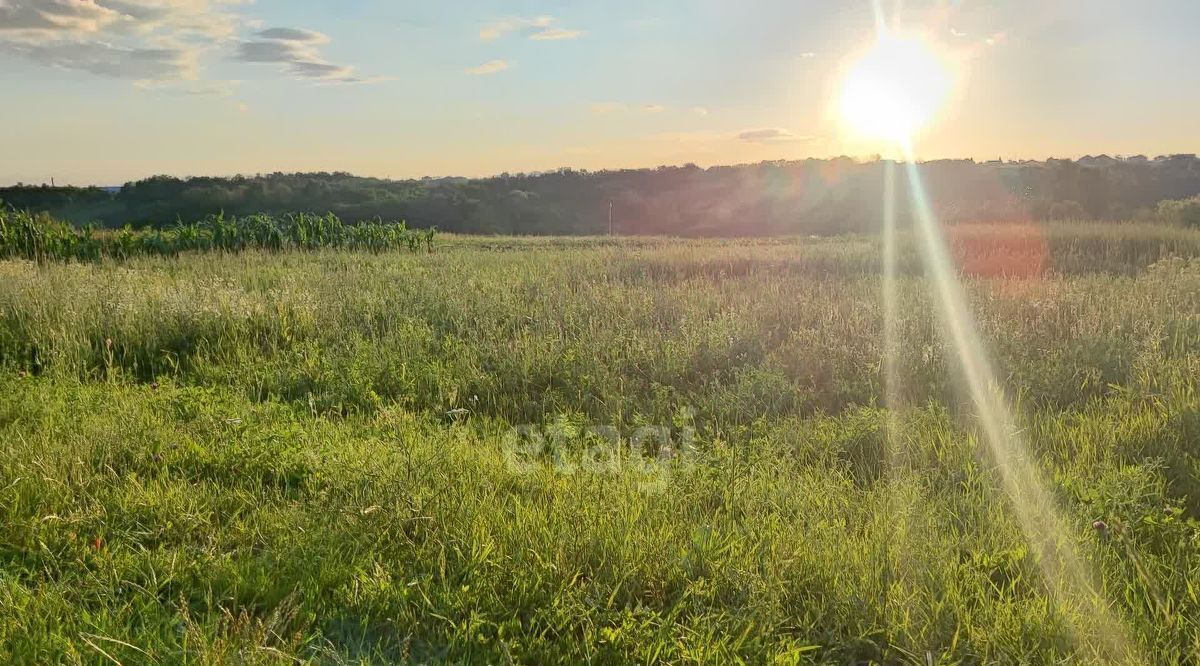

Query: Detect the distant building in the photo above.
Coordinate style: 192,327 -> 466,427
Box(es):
1078,154 -> 1118,168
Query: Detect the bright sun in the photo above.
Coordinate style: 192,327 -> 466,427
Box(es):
839,31 -> 952,144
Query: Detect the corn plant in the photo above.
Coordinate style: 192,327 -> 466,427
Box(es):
0,207 -> 436,261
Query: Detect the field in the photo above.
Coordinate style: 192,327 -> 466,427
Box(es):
1,223 -> 1199,664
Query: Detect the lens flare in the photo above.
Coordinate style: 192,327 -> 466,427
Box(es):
897,141 -> 1138,662
855,5 -> 1140,657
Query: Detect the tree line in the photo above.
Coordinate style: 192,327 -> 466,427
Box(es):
4,154 -> 1199,235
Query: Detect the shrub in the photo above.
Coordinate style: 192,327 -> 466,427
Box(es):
1156,196 -> 1200,227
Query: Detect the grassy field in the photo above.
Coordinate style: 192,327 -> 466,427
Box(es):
1,223 -> 1199,664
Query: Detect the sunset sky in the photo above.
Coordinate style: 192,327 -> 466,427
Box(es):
3,0 -> 1198,185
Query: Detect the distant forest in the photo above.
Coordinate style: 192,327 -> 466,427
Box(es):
4,155 -> 1200,236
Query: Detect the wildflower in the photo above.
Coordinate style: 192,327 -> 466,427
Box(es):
1092,520 -> 1108,532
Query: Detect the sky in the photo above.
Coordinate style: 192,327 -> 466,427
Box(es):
2,0 -> 1198,185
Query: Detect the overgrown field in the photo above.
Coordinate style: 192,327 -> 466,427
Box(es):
0,208 -> 435,262
1,224 -> 1199,664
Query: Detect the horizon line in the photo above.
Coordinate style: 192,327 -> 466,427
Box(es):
4,151 -> 1197,189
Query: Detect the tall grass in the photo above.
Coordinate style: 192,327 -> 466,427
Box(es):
0,208 -> 435,261
0,225 -> 1198,663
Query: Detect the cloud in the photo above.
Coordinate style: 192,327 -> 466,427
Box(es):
253,27 -> 329,44
101,0 -> 247,40
950,28 -> 968,38
693,107 -> 709,117
289,60 -> 355,79
0,1 -> 379,86
235,27 -> 366,82
0,0 -> 118,36
798,51 -> 816,58
738,128 -> 809,143
0,0 -> 250,40
479,16 -> 551,41
0,0 -> 247,81
480,16 -> 583,42
530,27 -> 583,41
642,104 -> 665,113
133,77 -> 237,95
0,38 -> 196,79
465,59 -> 509,75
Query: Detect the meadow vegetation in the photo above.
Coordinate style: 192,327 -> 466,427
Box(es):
1,223 -> 1198,663
0,208 -> 435,262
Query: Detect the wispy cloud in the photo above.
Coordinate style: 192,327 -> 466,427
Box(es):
738,128 -> 810,143
0,2 -> 381,86
950,28 -> 968,38
693,107 -> 709,117
480,16 -> 583,42
465,59 -> 510,75
0,0 -> 247,80
799,51 -> 816,59
530,27 -> 584,41
133,78 -> 238,96
0,0 -> 117,37
253,27 -> 329,44
0,0 -> 248,41
479,16 -> 551,41
642,104 -> 665,113
0,38 -> 197,79
236,27 -> 368,83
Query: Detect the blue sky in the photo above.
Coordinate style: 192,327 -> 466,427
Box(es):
2,0 -> 1198,184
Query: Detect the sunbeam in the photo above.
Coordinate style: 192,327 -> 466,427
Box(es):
878,157 -> 906,657
853,2 -> 1143,659
900,140 -> 1140,663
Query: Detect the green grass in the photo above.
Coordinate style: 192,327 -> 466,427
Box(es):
0,208 -> 435,262
1,225 -> 1199,663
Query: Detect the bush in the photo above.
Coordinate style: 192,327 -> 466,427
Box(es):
1156,197 -> 1200,227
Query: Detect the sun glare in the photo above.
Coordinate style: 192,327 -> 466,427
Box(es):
839,32 -> 951,143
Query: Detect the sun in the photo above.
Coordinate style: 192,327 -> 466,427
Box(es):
838,31 -> 952,144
